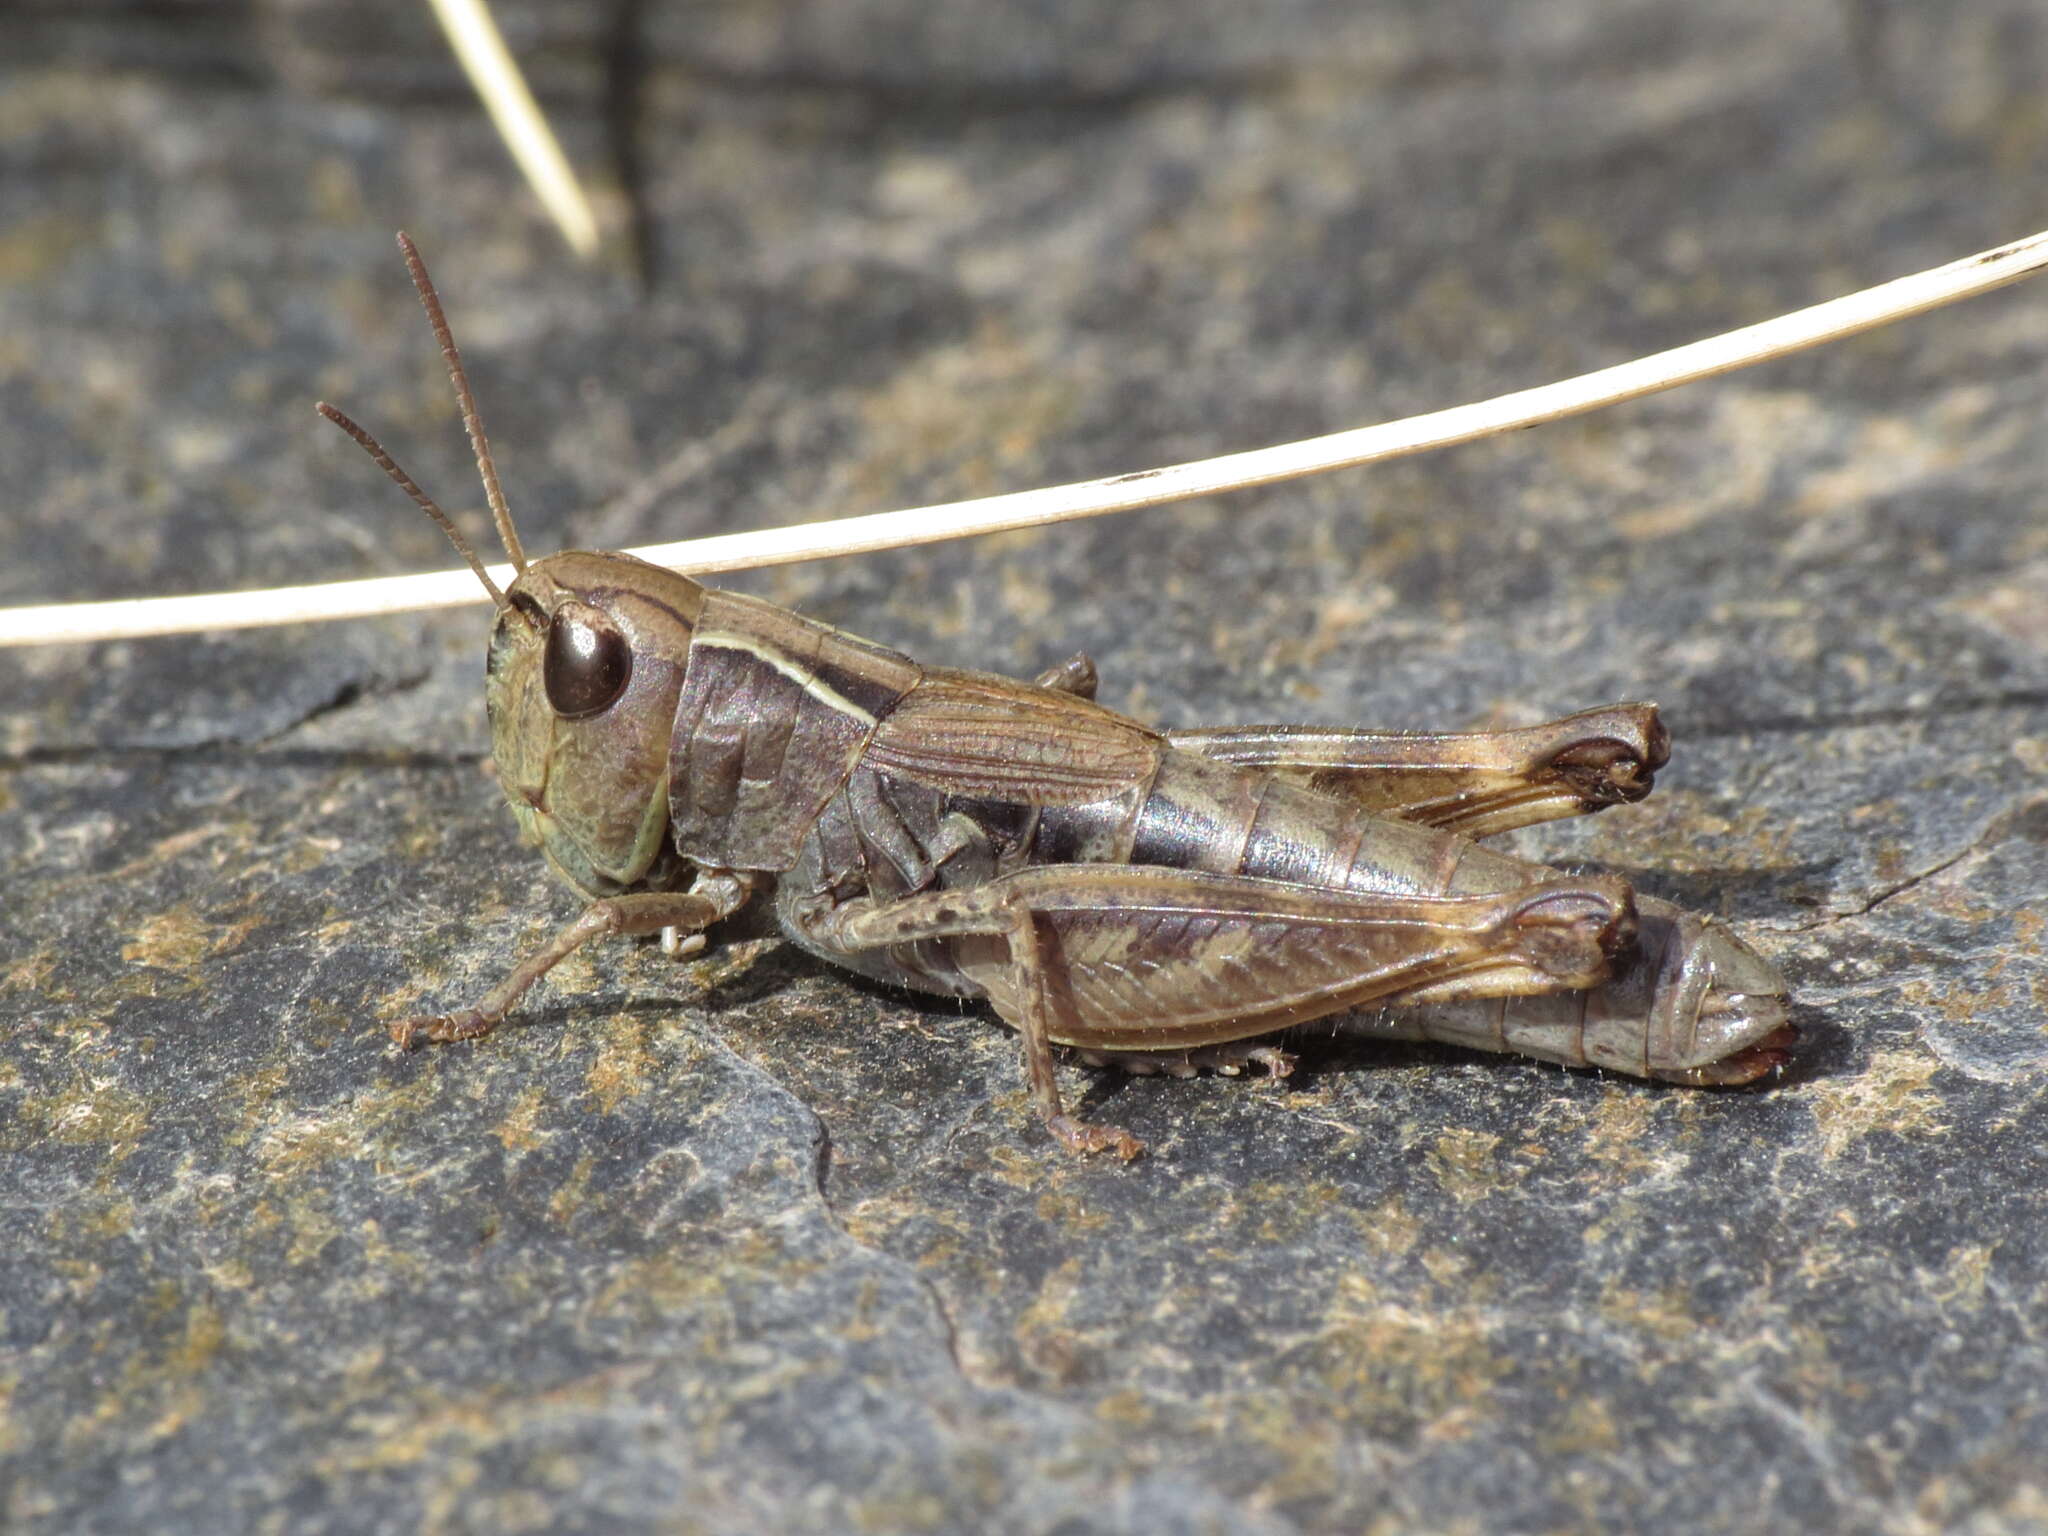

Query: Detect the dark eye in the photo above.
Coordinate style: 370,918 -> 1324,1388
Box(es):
543,603 -> 632,719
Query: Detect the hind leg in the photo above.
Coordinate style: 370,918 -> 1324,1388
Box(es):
788,863 -> 1633,1157
1166,703 -> 1669,837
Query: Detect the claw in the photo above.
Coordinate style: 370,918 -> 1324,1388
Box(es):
1047,1114 -> 1145,1160
660,926 -> 707,959
1224,1044 -> 1296,1078
389,1009 -> 495,1048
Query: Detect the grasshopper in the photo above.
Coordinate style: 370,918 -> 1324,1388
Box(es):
321,236 -> 1793,1159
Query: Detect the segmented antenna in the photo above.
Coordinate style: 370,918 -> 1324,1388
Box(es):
396,230 -> 529,574
316,401 -> 514,614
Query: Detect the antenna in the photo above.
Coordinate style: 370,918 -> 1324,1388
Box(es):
315,401 -> 515,615
396,230 -> 529,573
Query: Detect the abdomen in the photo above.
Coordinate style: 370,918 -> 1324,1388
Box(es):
1108,749 -> 1792,1083
784,683 -> 1792,1084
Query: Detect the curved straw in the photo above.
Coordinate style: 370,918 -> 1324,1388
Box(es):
5,226 -> 2048,649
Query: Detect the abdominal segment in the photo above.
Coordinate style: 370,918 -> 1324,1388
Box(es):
1121,757 -> 1792,1080
1343,897 -> 1794,1082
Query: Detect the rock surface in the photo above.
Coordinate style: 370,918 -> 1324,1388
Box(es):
5,2 -> 2047,1531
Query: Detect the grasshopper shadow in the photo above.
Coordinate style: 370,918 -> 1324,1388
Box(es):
1568,860 -> 1838,921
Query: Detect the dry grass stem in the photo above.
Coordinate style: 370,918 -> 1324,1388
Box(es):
425,0 -> 601,259
5,226 -> 2046,649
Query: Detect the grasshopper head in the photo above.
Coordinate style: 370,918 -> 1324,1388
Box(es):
321,236 -> 710,897
486,551 -> 704,896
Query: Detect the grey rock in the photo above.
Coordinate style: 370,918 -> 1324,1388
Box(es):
5,2 -> 2047,1531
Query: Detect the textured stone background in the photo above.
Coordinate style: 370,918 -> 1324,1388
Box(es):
5,2 -> 2048,1531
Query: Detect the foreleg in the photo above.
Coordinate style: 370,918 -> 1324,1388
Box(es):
393,870 -> 760,1047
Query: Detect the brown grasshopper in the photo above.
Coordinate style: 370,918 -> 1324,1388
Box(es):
320,236 -> 1793,1159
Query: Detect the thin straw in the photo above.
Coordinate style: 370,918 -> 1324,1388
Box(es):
424,0 -> 602,260
6,226 -> 2047,649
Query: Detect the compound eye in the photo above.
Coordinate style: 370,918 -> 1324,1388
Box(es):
543,603 -> 632,719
